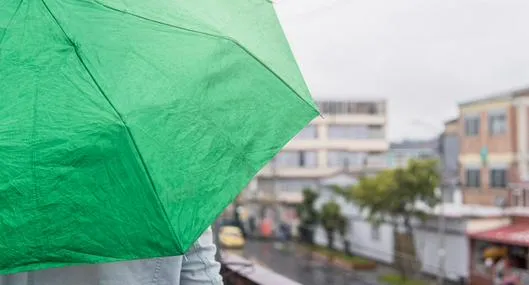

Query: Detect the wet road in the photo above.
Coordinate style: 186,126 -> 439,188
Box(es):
233,240 -> 381,285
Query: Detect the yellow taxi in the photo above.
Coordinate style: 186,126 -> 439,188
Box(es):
219,226 -> 245,249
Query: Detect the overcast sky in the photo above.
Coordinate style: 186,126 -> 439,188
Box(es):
275,0 -> 529,140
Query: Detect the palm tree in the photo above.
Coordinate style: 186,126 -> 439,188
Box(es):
337,215 -> 350,256
297,189 -> 319,244
320,201 -> 342,250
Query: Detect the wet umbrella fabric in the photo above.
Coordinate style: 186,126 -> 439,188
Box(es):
0,0 -> 318,274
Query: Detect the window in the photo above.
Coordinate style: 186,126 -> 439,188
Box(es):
367,153 -> 386,167
296,125 -> 317,139
488,111 -> 507,135
275,151 -> 317,168
490,168 -> 508,188
299,151 -> 308,166
328,125 -> 369,139
277,180 -> 318,192
465,169 -> 481,187
464,116 -> 480,136
371,225 -> 380,241
327,151 -> 367,168
368,125 -> 384,139
298,151 -> 318,168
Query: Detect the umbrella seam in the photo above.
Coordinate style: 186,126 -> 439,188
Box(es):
0,0 -> 24,48
91,0 -> 319,115
40,0 -> 183,254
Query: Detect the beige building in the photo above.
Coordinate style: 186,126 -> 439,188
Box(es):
458,87 -> 529,206
245,100 -> 389,205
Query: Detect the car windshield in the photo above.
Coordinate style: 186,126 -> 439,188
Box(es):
221,228 -> 242,237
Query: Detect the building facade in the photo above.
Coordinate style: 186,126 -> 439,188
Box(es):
441,119 -> 460,177
248,100 -> 389,205
440,118 -> 461,203
313,173 -> 395,264
387,139 -> 440,169
458,88 -> 529,206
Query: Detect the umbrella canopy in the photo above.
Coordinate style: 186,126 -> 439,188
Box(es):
0,0 -> 318,274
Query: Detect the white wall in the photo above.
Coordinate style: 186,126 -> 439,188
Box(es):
314,188 -> 395,264
314,220 -> 394,264
314,185 -> 474,280
414,220 -> 469,281
349,220 -> 394,263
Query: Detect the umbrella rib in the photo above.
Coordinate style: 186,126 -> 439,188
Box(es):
39,0 -> 182,252
0,0 -> 23,48
92,0 -> 318,114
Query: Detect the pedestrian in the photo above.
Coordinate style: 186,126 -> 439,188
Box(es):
249,216 -> 256,235
0,227 -> 223,285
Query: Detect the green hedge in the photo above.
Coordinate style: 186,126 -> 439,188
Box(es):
379,274 -> 428,285
307,244 -> 373,265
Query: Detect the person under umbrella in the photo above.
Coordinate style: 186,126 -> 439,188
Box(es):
0,0 -> 317,284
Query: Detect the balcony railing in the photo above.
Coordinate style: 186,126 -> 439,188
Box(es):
367,130 -> 385,139
316,100 -> 386,116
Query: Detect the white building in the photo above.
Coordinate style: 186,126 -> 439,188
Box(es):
387,139 -> 440,169
245,100 -> 389,206
413,204 -> 510,282
314,173 -> 394,264
314,181 -> 507,282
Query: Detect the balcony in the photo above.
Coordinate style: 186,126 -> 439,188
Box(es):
509,184 -> 529,207
284,139 -> 389,152
250,191 -> 304,204
312,114 -> 386,125
257,162 -> 388,179
316,100 -> 386,116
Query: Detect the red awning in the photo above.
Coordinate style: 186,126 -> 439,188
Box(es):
470,224 -> 529,247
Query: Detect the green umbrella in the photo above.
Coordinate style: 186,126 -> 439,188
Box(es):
0,0 -> 318,274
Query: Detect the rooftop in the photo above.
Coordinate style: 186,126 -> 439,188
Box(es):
444,117 -> 458,125
316,100 -> 386,116
390,138 -> 439,150
415,202 -> 505,218
458,86 -> 529,107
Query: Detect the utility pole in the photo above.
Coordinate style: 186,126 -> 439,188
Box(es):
436,131 -> 446,285
411,119 -> 446,285
270,158 -> 281,236
271,158 -> 285,248
436,185 -> 446,285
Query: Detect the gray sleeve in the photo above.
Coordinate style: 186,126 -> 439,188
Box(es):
179,227 -> 223,285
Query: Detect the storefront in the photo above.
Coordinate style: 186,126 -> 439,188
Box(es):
469,222 -> 529,285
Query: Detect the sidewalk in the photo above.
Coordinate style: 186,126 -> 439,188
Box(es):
238,240 -> 382,285
223,253 -> 303,285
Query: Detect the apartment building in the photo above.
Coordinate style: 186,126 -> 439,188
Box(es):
439,118 -> 461,203
441,118 -> 460,176
458,88 -> 529,206
387,139 -> 440,169
246,100 -> 388,206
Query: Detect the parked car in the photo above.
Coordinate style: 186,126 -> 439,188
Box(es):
219,226 -> 245,249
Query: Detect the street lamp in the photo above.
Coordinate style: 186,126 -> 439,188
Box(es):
411,119 -> 446,285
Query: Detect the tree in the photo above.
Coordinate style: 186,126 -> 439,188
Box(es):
320,201 -> 342,250
337,214 -> 351,256
297,189 -> 319,244
351,159 -> 440,280
330,185 -> 352,256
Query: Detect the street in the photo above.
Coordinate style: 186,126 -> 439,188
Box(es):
231,240 -> 383,285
